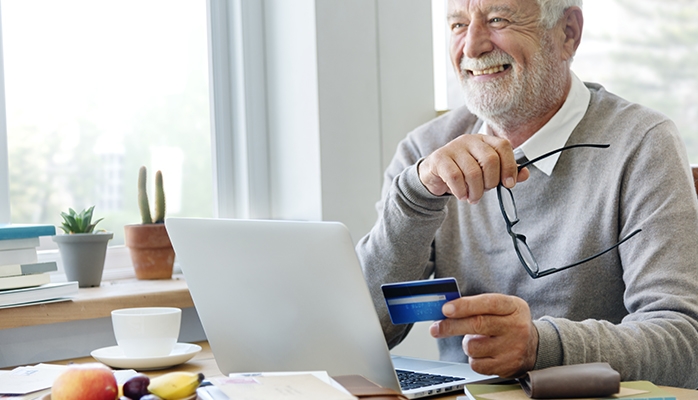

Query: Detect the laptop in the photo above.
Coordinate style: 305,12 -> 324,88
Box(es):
165,217 -> 498,398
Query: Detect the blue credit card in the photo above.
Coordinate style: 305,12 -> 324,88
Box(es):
381,278 -> 461,325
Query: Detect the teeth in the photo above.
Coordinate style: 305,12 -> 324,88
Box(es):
471,65 -> 505,76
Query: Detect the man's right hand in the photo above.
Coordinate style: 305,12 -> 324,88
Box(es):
418,134 -> 529,204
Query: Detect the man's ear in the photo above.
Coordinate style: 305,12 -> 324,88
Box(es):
561,6 -> 583,60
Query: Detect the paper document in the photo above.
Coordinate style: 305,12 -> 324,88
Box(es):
0,363 -> 66,395
212,371 -> 357,400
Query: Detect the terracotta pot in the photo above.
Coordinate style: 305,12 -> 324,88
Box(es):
123,223 -> 175,280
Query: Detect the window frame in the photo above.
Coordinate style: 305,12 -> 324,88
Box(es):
207,0 -> 271,219
0,4 -> 10,225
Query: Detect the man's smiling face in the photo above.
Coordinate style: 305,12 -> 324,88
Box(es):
447,0 -> 568,128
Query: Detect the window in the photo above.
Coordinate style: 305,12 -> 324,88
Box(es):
0,1 -> 435,268
432,0 -> 698,162
574,1 -> 698,162
1,0 -> 213,247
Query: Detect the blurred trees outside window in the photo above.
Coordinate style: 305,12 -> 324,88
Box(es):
2,0 -> 213,246
574,0 -> 698,161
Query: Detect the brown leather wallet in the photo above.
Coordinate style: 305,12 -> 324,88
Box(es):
334,375 -> 409,400
518,362 -> 621,399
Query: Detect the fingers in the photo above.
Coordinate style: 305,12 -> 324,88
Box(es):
428,294 -> 538,377
464,329 -> 538,378
517,166 -> 530,183
432,294 -> 523,338
443,293 -> 519,319
417,135 -> 520,204
480,135 -> 519,189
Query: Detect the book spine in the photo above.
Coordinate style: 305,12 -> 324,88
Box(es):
0,224 -> 57,240
0,281 -> 79,308
0,264 -> 22,278
20,261 -> 58,275
0,237 -> 40,251
0,248 -> 38,266
0,273 -> 51,291
0,261 -> 58,278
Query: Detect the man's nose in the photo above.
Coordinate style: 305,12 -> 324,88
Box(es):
463,21 -> 494,59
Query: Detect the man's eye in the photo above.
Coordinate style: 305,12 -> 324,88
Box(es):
490,17 -> 508,25
451,22 -> 468,31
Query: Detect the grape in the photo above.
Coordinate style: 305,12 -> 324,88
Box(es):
122,373 -> 151,400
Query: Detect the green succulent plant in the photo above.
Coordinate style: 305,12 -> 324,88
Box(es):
138,165 -> 166,224
59,205 -> 104,234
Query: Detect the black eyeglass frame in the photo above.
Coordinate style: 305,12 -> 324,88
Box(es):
496,143 -> 642,279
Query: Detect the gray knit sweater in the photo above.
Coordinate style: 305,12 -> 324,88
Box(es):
356,82 -> 698,388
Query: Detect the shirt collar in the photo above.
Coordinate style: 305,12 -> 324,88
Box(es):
479,72 -> 590,176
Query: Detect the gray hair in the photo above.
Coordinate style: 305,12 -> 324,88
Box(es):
536,0 -> 583,29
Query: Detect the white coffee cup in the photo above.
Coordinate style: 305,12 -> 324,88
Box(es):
111,307 -> 182,358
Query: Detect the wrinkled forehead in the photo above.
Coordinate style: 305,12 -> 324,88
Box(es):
446,0 -> 540,20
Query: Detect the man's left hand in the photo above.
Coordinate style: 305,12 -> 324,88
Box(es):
429,293 -> 538,378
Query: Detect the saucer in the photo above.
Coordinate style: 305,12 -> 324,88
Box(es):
91,342 -> 202,370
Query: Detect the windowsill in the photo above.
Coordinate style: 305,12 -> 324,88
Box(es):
0,274 -> 193,330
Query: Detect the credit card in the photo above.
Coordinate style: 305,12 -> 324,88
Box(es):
381,277 -> 461,325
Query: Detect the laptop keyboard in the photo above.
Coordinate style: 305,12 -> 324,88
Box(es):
396,369 -> 463,390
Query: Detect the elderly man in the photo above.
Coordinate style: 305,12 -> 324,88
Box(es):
357,0 -> 698,388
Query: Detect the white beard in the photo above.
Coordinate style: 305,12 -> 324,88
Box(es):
459,34 -> 567,133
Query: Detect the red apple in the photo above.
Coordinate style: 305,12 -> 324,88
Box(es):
52,363 -> 118,400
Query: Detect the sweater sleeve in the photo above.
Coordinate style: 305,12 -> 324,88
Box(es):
356,157 -> 451,347
356,108 -> 479,347
534,120 -> 698,388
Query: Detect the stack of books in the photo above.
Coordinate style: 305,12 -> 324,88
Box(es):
0,224 -> 79,308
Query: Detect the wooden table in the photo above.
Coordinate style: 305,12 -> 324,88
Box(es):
46,341 -> 698,400
48,341 -> 463,399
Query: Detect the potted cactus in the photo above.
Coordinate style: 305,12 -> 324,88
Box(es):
123,166 -> 175,280
52,206 -> 113,287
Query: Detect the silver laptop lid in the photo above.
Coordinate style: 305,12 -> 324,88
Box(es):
166,217 -> 401,391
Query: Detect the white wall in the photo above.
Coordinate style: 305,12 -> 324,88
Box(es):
263,0 -> 437,243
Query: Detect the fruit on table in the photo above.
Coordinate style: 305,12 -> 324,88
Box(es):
52,363 -> 118,400
120,396 -> 161,400
122,373 -> 151,400
139,395 -> 163,400
147,371 -> 204,399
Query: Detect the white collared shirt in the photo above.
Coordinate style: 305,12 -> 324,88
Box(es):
479,72 -> 591,176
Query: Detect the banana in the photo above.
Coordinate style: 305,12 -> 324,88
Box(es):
147,371 -> 204,399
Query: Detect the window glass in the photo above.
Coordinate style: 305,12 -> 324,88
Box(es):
433,0 -> 698,162
2,0 -> 213,246
574,1 -> 698,161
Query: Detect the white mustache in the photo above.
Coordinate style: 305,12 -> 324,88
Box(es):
460,51 -> 514,73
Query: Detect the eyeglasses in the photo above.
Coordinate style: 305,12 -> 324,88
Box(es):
496,143 -> 642,279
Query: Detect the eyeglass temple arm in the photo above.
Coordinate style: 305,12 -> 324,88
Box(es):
534,228 -> 642,278
518,143 -> 610,171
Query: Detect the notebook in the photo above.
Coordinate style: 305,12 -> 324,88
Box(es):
165,217 -> 498,399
